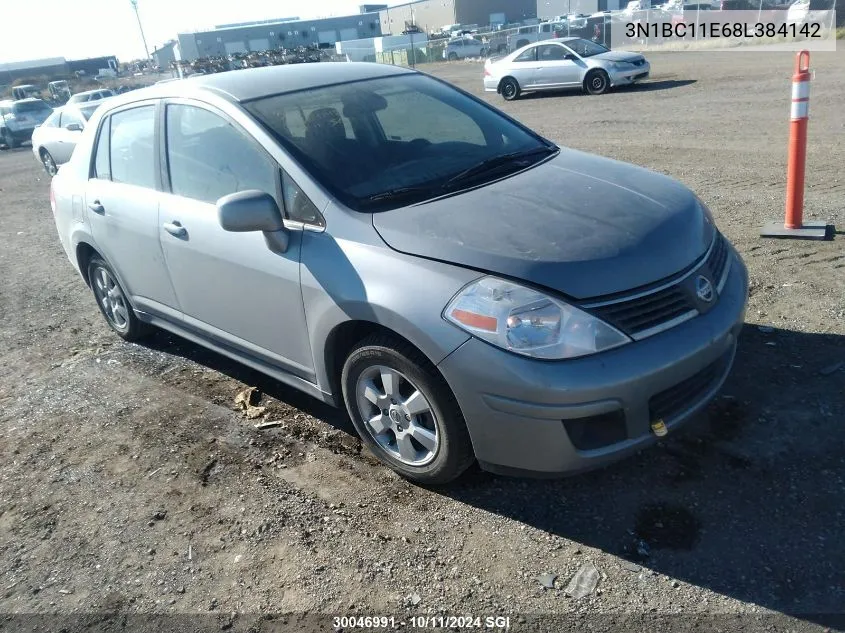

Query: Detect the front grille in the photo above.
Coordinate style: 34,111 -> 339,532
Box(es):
648,357 -> 725,422
585,231 -> 728,339
706,232 -> 729,287
590,286 -> 692,336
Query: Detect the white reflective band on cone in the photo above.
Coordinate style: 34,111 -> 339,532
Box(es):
791,100 -> 809,119
791,81 -> 811,100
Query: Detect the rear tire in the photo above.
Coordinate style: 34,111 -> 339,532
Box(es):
341,334 -> 474,485
87,255 -> 152,342
584,69 -> 610,95
448,52 -> 458,61
500,77 -> 521,101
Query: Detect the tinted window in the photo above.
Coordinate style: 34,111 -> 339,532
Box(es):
110,106 -> 156,189
538,44 -> 570,61
564,38 -> 609,57
94,116 -> 111,180
245,74 -> 553,211
514,48 -> 537,62
13,100 -> 51,114
165,104 -> 276,204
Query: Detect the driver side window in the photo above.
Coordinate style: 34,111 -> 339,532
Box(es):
538,45 -> 570,61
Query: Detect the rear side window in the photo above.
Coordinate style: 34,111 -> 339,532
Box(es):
110,106 -> 156,189
514,48 -> 537,62
94,116 -> 111,180
165,104 -> 276,204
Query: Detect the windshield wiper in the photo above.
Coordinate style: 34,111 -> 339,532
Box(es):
445,146 -> 557,187
362,185 -> 444,206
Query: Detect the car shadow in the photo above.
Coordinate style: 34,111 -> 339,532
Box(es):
437,325 -> 845,626
522,79 -> 697,99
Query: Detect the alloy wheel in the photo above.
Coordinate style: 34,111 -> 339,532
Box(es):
91,265 -> 130,331
355,365 -> 440,466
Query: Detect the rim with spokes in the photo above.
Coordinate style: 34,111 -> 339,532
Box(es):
590,73 -> 607,92
355,365 -> 440,466
41,151 -> 57,175
502,81 -> 517,98
91,265 -> 130,331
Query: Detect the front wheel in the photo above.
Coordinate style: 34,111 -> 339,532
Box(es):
584,70 -> 610,95
500,77 -> 521,101
341,334 -> 474,485
448,52 -> 458,61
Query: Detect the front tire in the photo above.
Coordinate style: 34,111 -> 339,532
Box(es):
500,77 -> 521,101
341,334 -> 474,485
448,52 -> 458,61
584,69 -> 610,95
87,255 -> 151,341
40,148 -> 58,175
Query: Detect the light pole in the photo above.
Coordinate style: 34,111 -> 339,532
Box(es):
129,0 -> 151,61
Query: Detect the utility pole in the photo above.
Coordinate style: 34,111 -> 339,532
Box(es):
129,0 -> 151,61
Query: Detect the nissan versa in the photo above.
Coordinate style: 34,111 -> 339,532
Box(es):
50,63 -> 748,484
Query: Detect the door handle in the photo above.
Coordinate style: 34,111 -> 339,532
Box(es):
88,200 -> 105,214
163,221 -> 187,238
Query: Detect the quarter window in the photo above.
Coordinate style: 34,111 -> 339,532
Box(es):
514,48 -> 537,62
165,104 -> 276,204
109,106 -> 156,189
93,116 -> 111,180
282,171 -> 324,226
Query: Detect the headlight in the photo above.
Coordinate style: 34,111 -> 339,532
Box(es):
443,277 -> 631,360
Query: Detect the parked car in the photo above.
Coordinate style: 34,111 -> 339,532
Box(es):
67,89 -> 116,104
11,84 -> 42,100
443,37 -> 487,60
507,21 -> 566,51
0,98 -> 54,148
484,38 -> 650,99
31,101 -> 105,174
50,62 -> 747,484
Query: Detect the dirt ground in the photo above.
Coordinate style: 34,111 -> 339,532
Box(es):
0,51 -> 843,633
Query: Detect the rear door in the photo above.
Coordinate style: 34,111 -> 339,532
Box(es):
157,100 -> 315,380
86,102 -> 182,319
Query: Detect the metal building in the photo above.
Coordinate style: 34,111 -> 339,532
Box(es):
537,0 -> 625,18
177,13 -> 383,61
379,0 -> 537,35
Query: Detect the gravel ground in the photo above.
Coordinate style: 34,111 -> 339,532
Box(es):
0,51 -> 843,633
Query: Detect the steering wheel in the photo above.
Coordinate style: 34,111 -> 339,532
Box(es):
408,138 -> 432,151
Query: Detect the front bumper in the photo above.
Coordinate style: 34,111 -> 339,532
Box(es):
437,245 -> 748,477
609,62 -> 651,86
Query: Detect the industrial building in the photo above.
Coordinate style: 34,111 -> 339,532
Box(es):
536,0 -> 625,18
176,13 -> 384,61
379,0 -> 537,35
151,41 -> 179,69
0,56 -> 118,85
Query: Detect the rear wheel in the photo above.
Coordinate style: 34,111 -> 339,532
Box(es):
341,334 -> 474,485
87,255 -> 151,341
584,69 -> 610,95
500,77 -> 521,101
40,149 -> 58,175
448,52 -> 458,61
3,131 -> 18,149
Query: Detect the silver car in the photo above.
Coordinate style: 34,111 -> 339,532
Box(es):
50,63 -> 747,484
31,102 -> 104,174
67,89 -> 116,105
444,36 -> 487,61
484,37 -> 650,99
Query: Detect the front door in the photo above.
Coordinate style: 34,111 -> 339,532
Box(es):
156,101 -> 314,380
534,44 -> 583,87
86,102 -> 181,317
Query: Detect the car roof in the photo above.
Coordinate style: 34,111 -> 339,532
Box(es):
104,62 -> 416,106
11,97 -> 48,105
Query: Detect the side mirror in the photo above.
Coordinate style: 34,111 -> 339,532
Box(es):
216,189 -> 289,253
65,123 -> 83,132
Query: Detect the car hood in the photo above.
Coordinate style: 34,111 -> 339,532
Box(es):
372,149 -> 713,300
591,50 -> 645,63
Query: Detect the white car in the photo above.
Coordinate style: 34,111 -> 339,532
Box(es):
483,38 -> 650,100
67,89 -> 116,105
31,101 -> 105,174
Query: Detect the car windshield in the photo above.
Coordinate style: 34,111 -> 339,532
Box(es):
565,38 -> 610,57
13,101 -> 51,114
245,74 -> 556,211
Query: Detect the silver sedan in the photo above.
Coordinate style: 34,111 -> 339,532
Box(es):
31,102 -> 104,175
483,37 -> 650,100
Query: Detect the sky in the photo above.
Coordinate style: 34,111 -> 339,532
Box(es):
1,0 -> 403,64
